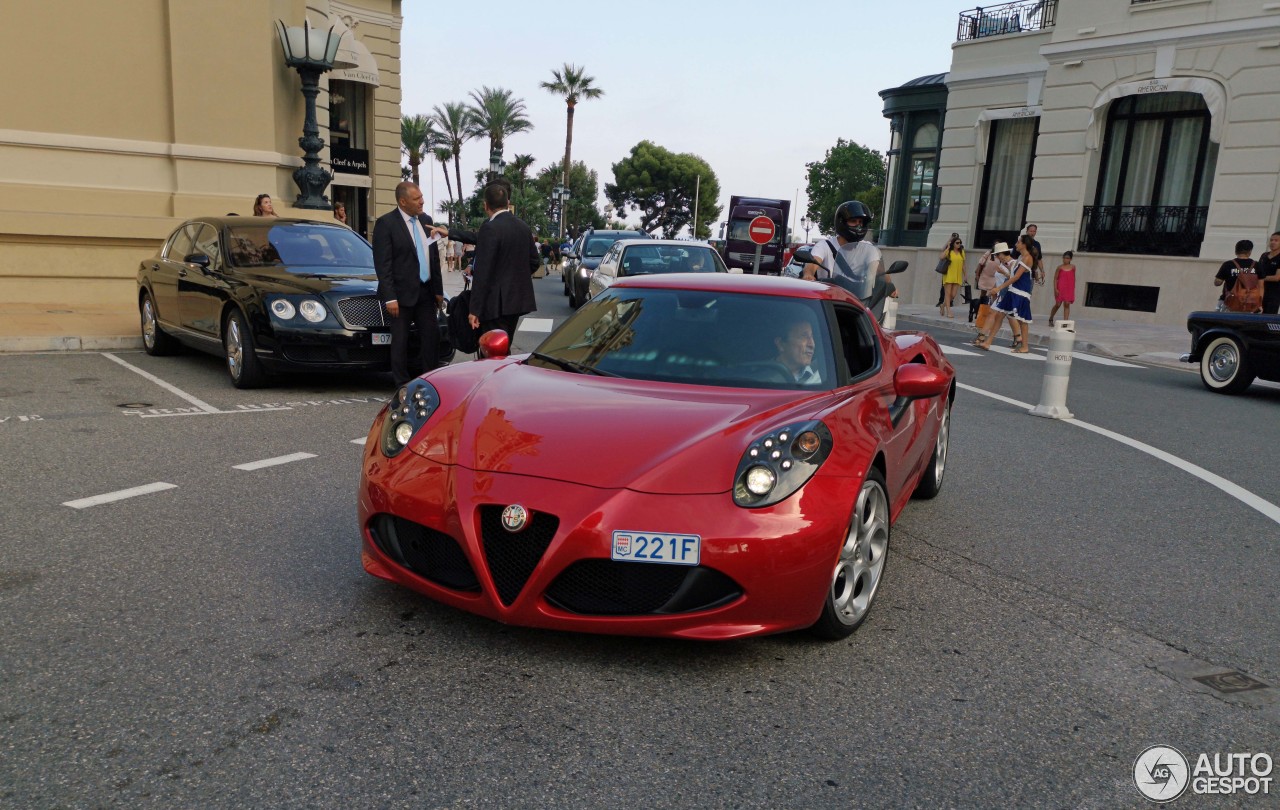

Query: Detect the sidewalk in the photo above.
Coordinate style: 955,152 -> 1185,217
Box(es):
0,276 -> 1194,370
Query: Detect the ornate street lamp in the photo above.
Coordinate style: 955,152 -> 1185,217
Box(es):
489,146 -> 506,181
275,18 -> 354,209
801,215 -> 814,241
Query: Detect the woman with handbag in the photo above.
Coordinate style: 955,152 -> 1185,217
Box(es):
938,236 -> 967,318
972,242 -> 1011,344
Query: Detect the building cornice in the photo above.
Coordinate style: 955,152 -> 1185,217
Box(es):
1040,14 -> 1280,61
0,129 -> 304,168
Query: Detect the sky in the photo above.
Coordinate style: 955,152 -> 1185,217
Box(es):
399,0 -> 964,236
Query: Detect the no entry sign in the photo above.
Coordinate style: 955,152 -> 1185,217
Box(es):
748,215 -> 775,245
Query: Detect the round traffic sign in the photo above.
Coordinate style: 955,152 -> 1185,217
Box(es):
748,215 -> 776,245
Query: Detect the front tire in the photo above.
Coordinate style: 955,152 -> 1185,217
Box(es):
913,400 -> 950,499
223,309 -> 267,389
1199,335 -> 1254,394
811,468 -> 890,640
140,291 -> 179,356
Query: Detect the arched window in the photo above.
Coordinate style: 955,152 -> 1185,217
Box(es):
906,123 -> 939,231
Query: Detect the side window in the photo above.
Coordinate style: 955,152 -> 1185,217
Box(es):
191,224 -> 221,268
165,226 -> 196,261
599,246 -> 619,275
831,304 -> 880,382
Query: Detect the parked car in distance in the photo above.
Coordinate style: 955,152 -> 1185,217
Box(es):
358,272 -> 955,639
137,217 -> 452,388
586,240 -> 729,302
1183,310 -> 1280,394
562,228 -> 651,309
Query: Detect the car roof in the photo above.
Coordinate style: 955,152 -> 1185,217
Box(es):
614,271 -> 854,301
615,239 -> 716,249
182,217 -> 350,230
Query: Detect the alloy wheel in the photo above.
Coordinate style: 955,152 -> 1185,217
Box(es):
829,478 -> 889,627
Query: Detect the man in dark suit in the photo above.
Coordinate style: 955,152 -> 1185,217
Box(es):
373,181 -> 444,385
435,181 -> 540,338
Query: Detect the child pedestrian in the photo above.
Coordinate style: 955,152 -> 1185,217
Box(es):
1049,251 -> 1076,326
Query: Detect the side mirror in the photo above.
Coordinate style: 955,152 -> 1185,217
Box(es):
184,253 -> 211,269
478,329 -> 510,359
792,248 -> 815,265
564,250 -> 578,259
893,363 -> 951,399
885,260 -> 909,275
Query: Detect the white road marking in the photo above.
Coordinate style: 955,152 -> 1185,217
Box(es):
1065,351 -> 1142,368
63,482 -> 177,509
989,345 -> 1043,360
232,452 -> 317,471
351,438 -> 365,444
102,353 -> 220,413
941,345 -> 981,357
518,318 -> 554,333
958,382 -> 1280,526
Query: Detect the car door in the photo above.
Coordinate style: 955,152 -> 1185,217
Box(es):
590,244 -> 620,300
149,226 -> 195,328
178,223 -> 229,337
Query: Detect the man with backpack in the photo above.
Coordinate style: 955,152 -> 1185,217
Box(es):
1215,239 -> 1263,313
801,200 -> 883,301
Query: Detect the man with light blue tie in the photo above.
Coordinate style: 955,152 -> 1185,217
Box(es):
373,181 -> 444,385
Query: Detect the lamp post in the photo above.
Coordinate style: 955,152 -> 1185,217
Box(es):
489,146 -> 505,181
604,203 -> 615,228
801,216 -> 813,242
275,19 -> 353,210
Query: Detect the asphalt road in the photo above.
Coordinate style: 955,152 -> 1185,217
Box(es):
2,273 -> 1277,807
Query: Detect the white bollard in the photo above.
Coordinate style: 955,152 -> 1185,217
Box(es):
881,298 -> 898,330
1029,320 -> 1075,419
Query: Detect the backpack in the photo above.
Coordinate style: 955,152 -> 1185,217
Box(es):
447,289 -> 480,354
1224,261 -> 1262,312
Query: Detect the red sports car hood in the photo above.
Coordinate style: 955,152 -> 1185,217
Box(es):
411,360 -> 819,494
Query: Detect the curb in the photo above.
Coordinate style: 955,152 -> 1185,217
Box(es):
0,335 -> 144,353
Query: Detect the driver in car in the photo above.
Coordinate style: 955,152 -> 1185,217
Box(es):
774,317 -> 821,384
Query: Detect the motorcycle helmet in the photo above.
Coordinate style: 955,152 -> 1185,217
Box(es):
834,200 -> 873,243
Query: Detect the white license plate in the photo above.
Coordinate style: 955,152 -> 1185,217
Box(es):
611,531 -> 700,566
371,333 -> 391,345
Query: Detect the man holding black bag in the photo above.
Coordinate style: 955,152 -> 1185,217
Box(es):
801,200 -> 883,300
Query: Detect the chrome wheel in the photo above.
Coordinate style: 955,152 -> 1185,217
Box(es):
225,316 -> 244,381
1199,335 -> 1253,394
1207,341 -> 1239,383
932,405 -> 950,484
829,477 -> 889,628
141,297 -> 157,350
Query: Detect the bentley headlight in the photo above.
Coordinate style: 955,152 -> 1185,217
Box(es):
733,421 -> 833,508
269,299 -> 296,319
299,299 -> 327,323
380,379 -> 440,458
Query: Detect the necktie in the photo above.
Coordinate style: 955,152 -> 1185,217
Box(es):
411,218 -> 429,284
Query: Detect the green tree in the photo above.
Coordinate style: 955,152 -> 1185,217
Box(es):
464,86 -> 533,176
535,160 -> 605,236
400,114 -> 435,187
540,63 -> 604,199
509,153 -> 536,191
605,141 -> 721,238
429,101 -> 473,213
432,146 -> 455,216
803,138 -> 886,235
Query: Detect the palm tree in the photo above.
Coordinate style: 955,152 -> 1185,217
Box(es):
429,101 -> 472,210
400,114 -> 434,187
465,86 -> 533,180
433,146 -> 455,212
541,64 -> 604,196
510,154 -> 536,190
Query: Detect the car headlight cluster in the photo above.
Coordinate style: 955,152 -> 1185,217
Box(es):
380,379 -> 440,458
268,296 -> 328,324
733,420 -> 833,508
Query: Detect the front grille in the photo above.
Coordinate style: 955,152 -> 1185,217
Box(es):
282,345 -> 388,364
283,345 -> 339,363
370,515 -> 479,592
338,295 -> 386,327
479,506 -> 558,606
544,560 -> 742,616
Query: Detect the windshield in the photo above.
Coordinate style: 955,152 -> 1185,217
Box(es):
529,288 -> 834,390
227,223 -> 372,271
619,245 -> 726,275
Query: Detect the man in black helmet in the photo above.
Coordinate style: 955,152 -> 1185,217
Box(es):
802,200 -> 884,300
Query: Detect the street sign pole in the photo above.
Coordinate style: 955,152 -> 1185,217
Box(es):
747,214 -> 776,275
752,244 -> 762,275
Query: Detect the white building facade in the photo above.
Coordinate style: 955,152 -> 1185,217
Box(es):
880,0 -> 1280,325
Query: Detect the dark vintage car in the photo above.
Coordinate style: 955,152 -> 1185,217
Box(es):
137,217 -> 452,388
561,228 -> 651,309
1184,310 -> 1280,393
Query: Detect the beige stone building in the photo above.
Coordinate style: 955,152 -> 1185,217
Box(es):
0,0 -> 403,311
880,0 -> 1280,325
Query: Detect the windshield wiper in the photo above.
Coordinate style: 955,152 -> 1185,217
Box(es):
529,351 -> 621,377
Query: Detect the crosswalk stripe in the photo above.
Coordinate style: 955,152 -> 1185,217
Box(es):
940,345 -> 981,357
519,317 -> 554,333
1066,351 -> 1142,367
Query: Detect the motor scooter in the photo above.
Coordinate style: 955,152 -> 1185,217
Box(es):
790,247 -> 909,326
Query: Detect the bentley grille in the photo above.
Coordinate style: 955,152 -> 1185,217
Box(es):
337,295 -> 386,328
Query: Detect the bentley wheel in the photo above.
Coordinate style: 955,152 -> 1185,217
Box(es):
140,292 -> 178,356
913,401 -> 950,499
1199,335 -> 1254,394
811,468 -> 889,640
224,309 -> 267,389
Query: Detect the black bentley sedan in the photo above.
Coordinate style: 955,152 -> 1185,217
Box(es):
1184,310 -> 1280,394
137,217 -> 451,387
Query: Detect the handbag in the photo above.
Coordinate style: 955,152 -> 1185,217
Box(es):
934,256 -> 949,275
961,283 -> 973,304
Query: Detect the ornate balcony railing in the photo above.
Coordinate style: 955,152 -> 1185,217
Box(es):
957,0 -> 1057,41
1078,205 -> 1208,257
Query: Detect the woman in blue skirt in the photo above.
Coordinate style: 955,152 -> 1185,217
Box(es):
976,235 -> 1036,352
